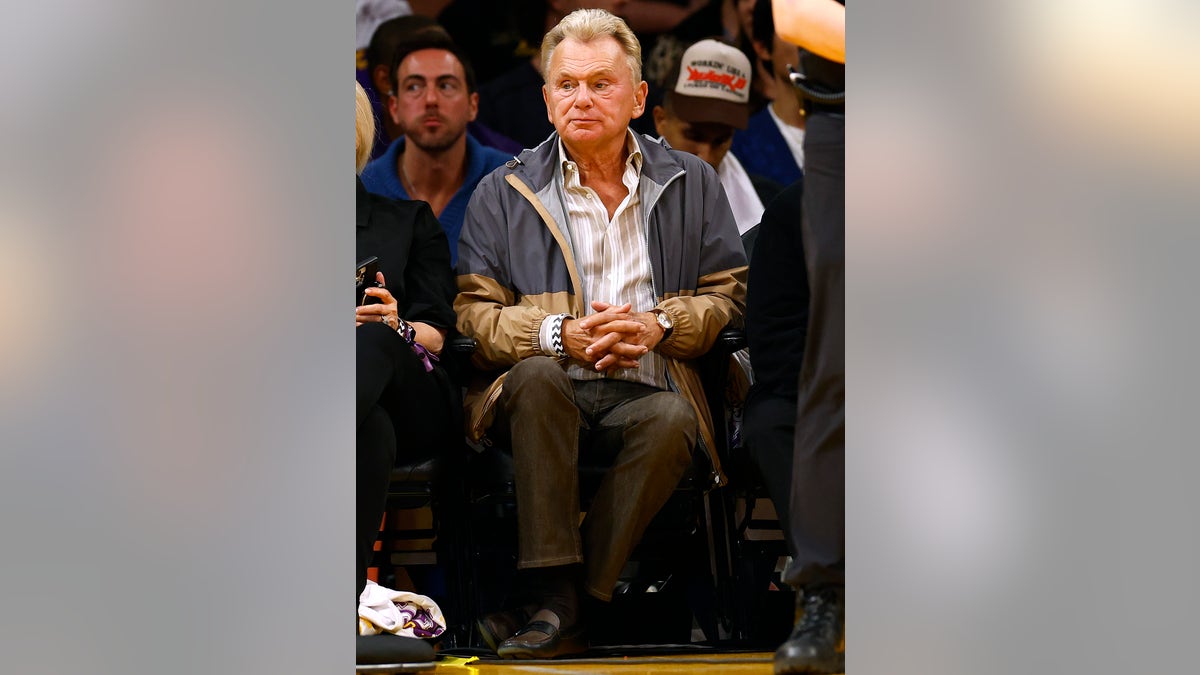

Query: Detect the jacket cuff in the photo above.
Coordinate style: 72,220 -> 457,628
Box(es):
538,313 -> 571,357
655,305 -> 683,350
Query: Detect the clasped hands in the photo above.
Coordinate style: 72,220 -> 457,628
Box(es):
563,301 -> 666,372
356,271 -> 446,355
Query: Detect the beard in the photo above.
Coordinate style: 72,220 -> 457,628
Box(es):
406,117 -> 466,154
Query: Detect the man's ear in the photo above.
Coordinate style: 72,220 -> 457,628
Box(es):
372,65 -> 392,96
751,38 -> 775,77
468,91 -> 479,122
631,80 -> 649,119
388,94 -> 401,126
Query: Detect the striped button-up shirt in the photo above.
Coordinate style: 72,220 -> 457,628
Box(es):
551,131 -> 667,390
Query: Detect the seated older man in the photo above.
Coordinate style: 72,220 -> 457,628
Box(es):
454,8 -> 747,660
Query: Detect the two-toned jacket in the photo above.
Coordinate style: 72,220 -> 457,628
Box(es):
454,131 -> 748,488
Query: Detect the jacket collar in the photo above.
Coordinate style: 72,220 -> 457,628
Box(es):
512,129 -> 685,192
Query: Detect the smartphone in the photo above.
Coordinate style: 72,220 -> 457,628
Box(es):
357,256 -> 382,306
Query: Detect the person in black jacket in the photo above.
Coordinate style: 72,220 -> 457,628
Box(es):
355,81 -> 459,604
765,2 -> 844,673
744,177 -> 806,557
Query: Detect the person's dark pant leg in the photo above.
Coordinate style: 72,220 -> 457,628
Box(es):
358,323 -> 403,429
498,356 -> 585,570
356,322 -> 455,598
743,392 -> 798,557
358,405 -> 395,598
785,113 -> 845,588
578,381 -> 696,600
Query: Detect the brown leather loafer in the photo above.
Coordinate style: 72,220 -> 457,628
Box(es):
496,620 -> 587,660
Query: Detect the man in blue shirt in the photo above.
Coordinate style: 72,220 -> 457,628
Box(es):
361,33 -> 511,266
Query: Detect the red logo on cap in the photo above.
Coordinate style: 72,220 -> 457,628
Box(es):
686,66 -> 747,93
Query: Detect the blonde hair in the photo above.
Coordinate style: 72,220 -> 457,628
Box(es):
540,9 -> 642,84
355,81 -> 376,174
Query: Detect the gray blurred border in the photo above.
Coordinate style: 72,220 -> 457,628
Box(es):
850,1 -> 1200,673
4,1 -> 1199,672
1,2 -> 348,673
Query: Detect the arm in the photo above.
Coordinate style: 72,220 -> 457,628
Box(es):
454,177 -> 551,370
745,181 -> 808,398
402,201 -> 457,354
773,0 -> 845,64
653,162 -> 748,361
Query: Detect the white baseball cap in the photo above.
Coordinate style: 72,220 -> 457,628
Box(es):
668,39 -> 753,129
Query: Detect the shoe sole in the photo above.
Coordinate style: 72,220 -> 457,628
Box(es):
773,652 -> 845,674
355,661 -> 437,674
496,631 -> 587,660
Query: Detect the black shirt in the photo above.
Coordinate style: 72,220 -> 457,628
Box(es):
356,177 -> 457,330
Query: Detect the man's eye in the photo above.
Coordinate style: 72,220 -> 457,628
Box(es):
594,81 -> 607,90
560,81 -> 574,91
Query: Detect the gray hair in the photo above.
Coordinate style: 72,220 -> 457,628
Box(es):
540,8 -> 643,84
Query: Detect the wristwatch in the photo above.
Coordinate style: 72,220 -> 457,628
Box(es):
652,309 -> 674,341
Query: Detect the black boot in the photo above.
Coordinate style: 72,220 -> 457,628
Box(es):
774,584 -> 844,674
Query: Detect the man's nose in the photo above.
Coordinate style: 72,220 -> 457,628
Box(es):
695,143 -> 719,168
573,85 -> 592,108
424,85 -> 439,107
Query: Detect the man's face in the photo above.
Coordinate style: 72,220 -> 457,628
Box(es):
543,36 -> 647,152
652,106 -> 735,170
388,48 -> 477,154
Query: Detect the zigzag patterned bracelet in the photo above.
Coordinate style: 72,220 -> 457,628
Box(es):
549,313 -> 569,358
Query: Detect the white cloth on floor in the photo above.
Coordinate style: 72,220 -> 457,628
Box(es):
358,580 -> 446,638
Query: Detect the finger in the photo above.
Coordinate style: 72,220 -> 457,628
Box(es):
595,353 -> 640,371
363,287 -> 396,303
376,271 -> 387,286
585,331 -> 625,357
355,305 -> 387,317
589,300 -> 630,313
584,319 -> 644,335
578,306 -> 634,330
608,341 -> 650,358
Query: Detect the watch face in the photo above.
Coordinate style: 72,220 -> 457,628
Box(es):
657,312 -> 672,329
